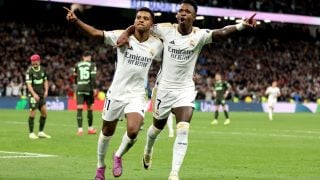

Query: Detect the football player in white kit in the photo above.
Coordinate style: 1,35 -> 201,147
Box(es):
265,81 -> 281,120
64,7 -> 163,180
117,1 -> 256,179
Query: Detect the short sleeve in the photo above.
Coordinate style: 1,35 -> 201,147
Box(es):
44,69 -> 48,80
201,29 -> 214,45
153,41 -> 163,62
151,23 -> 173,39
103,30 -> 125,46
91,63 -> 97,74
26,69 -> 32,83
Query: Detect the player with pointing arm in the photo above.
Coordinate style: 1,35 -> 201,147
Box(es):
64,6 -> 163,180
117,1 -> 256,179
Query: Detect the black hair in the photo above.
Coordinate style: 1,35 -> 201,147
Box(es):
180,0 -> 198,13
83,50 -> 92,56
137,7 -> 155,22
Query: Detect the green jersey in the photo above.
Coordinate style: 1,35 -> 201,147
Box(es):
25,66 -> 47,97
74,61 -> 97,92
213,80 -> 231,99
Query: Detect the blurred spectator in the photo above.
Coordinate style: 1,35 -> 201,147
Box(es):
1,21 -> 319,103
144,0 -> 320,16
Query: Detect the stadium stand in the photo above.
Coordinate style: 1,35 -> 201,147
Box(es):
0,0 -> 319,103
144,0 -> 320,16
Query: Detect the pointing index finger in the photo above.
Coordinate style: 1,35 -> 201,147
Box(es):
248,13 -> 257,21
63,6 -> 72,12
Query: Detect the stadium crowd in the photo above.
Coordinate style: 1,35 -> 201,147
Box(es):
1,21 -> 319,102
145,0 -> 320,16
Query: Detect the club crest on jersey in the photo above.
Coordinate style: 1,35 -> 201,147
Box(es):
190,40 -> 195,47
150,49 -> 155,56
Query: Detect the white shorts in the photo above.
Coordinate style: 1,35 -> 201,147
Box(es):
267,99 -> 277,108
152,87 -> 197,119
101,97 -> 146,122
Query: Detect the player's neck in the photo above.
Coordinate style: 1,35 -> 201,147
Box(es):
32,66 -> 40,71
134,31 -> 149,43
178,24 -> 192,35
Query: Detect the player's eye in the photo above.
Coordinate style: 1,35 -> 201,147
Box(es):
185,9 -> 191,14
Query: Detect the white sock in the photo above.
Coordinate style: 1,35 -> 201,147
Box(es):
88,126 -> 93,130
171,122 -> 189,176
115,132 -> 136,157
268,108 -> 273,120
145,125 -> 161,154
97,131 -> 111,168
167,113 -> 174,136
78,127 -> 83,132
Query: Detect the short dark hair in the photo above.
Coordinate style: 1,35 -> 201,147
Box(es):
137,7 -> 155,22
180,0 -> 198,13
83,50 -> 92,56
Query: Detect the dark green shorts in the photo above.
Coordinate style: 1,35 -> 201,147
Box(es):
28,96 -> 46,110
76,91 -> 94,106
214,98 -> 226,106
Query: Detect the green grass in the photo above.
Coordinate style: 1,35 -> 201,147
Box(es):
0,109 -> 319,180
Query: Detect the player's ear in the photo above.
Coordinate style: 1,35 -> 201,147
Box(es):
176,14 -> 178,19
192,13 -> 196,21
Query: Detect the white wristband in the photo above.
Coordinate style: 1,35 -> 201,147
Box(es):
236,23 -> 245,31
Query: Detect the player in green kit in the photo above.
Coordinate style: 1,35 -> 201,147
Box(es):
211,73 -> 231,125
26,54 -> 51,139
74,50 -> 98,135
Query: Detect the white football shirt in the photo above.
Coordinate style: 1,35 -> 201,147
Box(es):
152,23 -> 213,89
266,86 -> 280,101
103,30 -> 163,101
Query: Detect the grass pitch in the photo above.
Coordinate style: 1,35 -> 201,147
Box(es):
0,109 -> 319,180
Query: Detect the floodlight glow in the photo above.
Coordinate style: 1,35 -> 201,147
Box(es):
154,12 -> 162,16
38,0 -> 320,25
196,16 -> 204,20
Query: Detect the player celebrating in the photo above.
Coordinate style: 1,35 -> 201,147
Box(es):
73,50 -> 97,135
265,81 -> 281,120
64,6 -> 163,180
211,73 -> 231,125
117,0 -> 256,179
26,54 -> 51,139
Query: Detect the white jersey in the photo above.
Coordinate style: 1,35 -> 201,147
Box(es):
152,23 -> 213,89
266,86 -> 280,102
103,30 -> 163,101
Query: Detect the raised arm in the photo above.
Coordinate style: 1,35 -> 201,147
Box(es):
212,13 -> 256,40
63,7 -> 103,39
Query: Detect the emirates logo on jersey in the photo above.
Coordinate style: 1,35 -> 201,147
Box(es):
125,52 -> 152,67
168,46 -> 194,61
